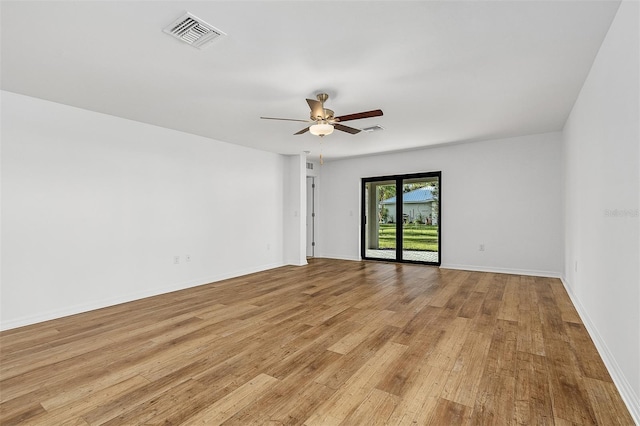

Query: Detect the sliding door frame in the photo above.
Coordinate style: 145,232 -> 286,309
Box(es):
361,171 -> 441,266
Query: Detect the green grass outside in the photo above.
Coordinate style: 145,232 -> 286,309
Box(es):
378,223 -> 439,251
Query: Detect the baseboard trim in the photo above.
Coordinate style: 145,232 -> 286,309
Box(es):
560,277 -> 640,424
314,258 -> 562,279
439,263 -> 562,278
315,254 -> 362,262
0,261 -> 285,331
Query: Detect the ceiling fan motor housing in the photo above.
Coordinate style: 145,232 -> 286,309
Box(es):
312,109 -> 334,121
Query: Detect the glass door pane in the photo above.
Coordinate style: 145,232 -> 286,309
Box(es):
363,180 -> 397,261
401,176 -> 439,263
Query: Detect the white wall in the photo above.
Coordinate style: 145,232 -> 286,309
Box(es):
1,91 -> 286,330
283,154 -> 307,266
317,132 -> 564,277
562,0 -> 639,420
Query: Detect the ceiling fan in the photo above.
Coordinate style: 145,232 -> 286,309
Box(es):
260,93 -> 383,137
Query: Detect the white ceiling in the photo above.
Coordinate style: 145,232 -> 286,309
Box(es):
1,1 -> 621,161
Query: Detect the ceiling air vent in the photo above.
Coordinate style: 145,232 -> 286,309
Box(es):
163,12 -> 225,49
362,125 -> 385,133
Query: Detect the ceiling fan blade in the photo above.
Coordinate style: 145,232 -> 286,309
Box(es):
334,123 -> 361,135
306,99 -> 324,120
335,109 -> 383,122
294,127 -> 310,135
261,116 -> 310,123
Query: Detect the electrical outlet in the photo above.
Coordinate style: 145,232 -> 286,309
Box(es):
479,244 -> 485,251
186,255 -> 191,262
174,256 -> 180,264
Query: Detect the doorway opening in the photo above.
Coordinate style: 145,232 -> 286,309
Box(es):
306,176 -> 316,257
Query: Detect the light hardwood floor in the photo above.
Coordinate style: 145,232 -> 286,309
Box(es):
0,258 -> 634,425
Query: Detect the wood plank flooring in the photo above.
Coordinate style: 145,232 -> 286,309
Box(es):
0,258 -> 634,425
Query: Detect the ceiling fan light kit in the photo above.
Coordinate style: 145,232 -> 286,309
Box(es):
261,93 -> 383,138
309,122 -> 334,137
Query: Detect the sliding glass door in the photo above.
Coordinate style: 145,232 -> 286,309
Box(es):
361,172 -> 440,265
